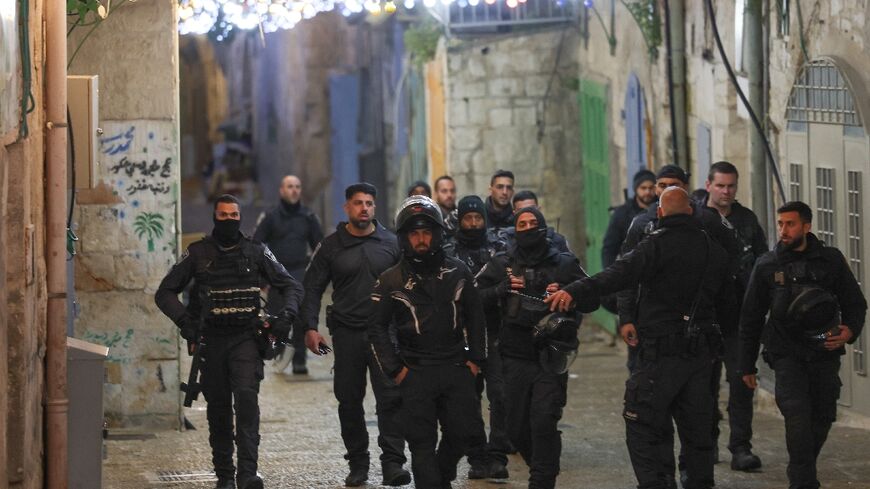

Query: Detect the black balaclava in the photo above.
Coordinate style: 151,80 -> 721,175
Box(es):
213,216 -> 242,247
400,216 -> 445,274
513,207 -> 552,265
456,195 -> 488,248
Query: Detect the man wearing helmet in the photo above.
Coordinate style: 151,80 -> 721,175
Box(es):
368,195 -> 488,489
738,201 -> 866,489
476,206 -> 591,489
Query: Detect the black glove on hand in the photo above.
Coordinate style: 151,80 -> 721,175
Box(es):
270,315 -> 294,343
178,315 -> 199,342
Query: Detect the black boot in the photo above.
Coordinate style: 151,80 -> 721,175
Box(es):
730,449 -> 762,471
467,463 -> 488,480
345,467 -> 368,487
237,475 -> 263,489
486,460 -> 509,479
215,476 -> 236,489
382,463 -> 411,486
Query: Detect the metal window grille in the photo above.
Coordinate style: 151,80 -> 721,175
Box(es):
848,170 -> 867,375
815,167 -> 836,247
786,59 -> 861,126
427,0 -> 577,32
789,163 -> 803,201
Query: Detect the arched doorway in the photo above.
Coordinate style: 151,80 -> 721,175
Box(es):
784,58 -> 870,414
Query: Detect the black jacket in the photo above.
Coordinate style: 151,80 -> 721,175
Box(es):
617,200 -> 739,329
154,235 -> 303,329
300,221 -> 400,331
738,233 -> 867,373
368,256 -> 486,378
485,196 -> 515,231
477,246 -> 590,360
253,201 -> 323,271
602,198 -> 648,268
497,226 -> 571,253
566,214 -> 734,337
722,202 -> 769,288
444,230 -> 508,333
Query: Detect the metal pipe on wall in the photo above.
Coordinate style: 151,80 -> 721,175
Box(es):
747,0 -> 769,232
669,0 -> 688,169
45,0 -> 69,486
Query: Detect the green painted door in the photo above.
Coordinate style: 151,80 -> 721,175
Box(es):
579,80 -> 615,333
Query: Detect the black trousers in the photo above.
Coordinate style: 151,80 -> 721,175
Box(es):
200,332 -> 264,481
399,362 -> 483,488
331,326 -> 406,469
710,332 -> 755,453
624,343 -> 715,489
267,267 -> 307,367
772,355 -> 841,489
502,356 -> 568,489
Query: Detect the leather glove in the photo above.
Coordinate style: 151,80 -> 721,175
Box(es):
178,315 -> 199,343
270,315 -> 294,343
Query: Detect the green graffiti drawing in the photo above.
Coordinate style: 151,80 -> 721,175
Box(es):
133,212 -> 165,252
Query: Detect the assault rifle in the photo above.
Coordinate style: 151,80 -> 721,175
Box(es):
180,338 -> 204,407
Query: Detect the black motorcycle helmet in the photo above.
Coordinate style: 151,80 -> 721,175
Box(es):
534,313 -> 580,374
787,286 -> 841,349
395,196 -> 446,269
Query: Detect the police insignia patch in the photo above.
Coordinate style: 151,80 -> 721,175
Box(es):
263,246 -> 279,263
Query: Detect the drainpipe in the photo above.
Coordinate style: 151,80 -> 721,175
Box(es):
664,0 -> 688,168
746,0 -> 768,232
45,0 -> 69,487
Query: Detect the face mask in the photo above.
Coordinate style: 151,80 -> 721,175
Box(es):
213,218 -> 241,245
458,227 -> 486,245
515,228 -> 546,249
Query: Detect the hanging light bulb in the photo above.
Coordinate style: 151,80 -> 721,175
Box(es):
384,1 -> 397,12
506,0 -> 518,7
403,0 -> 415,8
484,0 -> 496,5
468,0 -> 479,5
423,0 -> 437,6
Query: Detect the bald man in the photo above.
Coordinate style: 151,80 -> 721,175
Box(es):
547,187 -> 735,489
254,175 -> 324,374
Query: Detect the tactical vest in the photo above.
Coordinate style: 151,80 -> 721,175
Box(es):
769,258 -> 839,352
200,243 -> 262,328
505,259 -> 556,321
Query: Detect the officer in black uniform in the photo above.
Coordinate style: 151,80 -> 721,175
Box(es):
155,194 -> 304,489
495,190 -> 571,253
548,187 -> 734,489
253,174 -> 324,374
369,196 -> 487,489
442,195 -> 510,480
739,201 -> 866,489
696,161 -> 768,471
300,183 -> 410,487
477,206 -> 591,489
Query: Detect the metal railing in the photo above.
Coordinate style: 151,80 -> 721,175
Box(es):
427,0 -> 578,33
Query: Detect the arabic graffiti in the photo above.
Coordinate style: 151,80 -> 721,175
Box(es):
125,179 -> 171,196
100,126 -> 136,155
109,156 -> 172,179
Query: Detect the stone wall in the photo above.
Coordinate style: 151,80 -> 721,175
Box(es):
444,27 -> 584,253
68,0 -> 182,429
2,2 -> 47,486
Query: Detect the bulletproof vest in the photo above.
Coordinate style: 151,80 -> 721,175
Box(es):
200,243 -> 262,328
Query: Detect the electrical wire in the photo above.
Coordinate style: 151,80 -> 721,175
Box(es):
703,0 -> 786,203
18,0 -> 35,139
662,0 -> 679,166
67,108 -> 79,259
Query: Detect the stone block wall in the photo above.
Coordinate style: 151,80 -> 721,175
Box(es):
444,28 -> 584,253
68,0 -> 182,429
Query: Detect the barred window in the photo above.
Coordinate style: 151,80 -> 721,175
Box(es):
848,171 -> 867,375
815,167 -> 836,247
789,163 -> 803,202
786,59 -> 861,126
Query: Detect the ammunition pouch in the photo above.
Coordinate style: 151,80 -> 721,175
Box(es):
200,242 -> 262,328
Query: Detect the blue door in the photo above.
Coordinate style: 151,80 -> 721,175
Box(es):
329,74 -> 361,228
624,73 -> 647,186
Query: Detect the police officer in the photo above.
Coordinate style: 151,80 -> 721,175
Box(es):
548,187 -> 734,489
433,175 -> 459,235
495,190 -> 571,253
698,161 -> 767,471
486,169 -> 516,231
155,194 -> 304,489
300,183 -> 410,487
739,201 -> 866,489
618,165 -> 738,372
253,175 -> 323,374
368,196 -> 487,489
442,195 -> 510,479
477,206 -> 590,489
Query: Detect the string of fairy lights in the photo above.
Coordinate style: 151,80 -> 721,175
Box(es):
177,0 -> 545,38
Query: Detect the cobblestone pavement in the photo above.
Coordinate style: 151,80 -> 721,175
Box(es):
103,329 -> 870,489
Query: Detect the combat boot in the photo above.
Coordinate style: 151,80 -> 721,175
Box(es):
467,464 -> 488,480
215,476 -> 236,489
237,475 -> 263,489
730,449 -> 762,471
486,460 -> 509,479
345,467 -> 368,487
381,463 -> 411,486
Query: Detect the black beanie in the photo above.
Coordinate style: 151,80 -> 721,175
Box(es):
458,195 -> 487,223
632,169 -> 656,191
513,206 -> 547,230
656,164 -> 689,184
